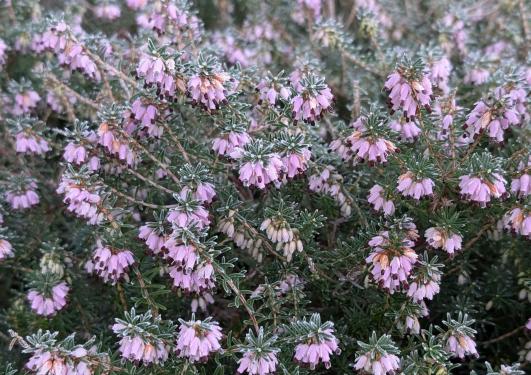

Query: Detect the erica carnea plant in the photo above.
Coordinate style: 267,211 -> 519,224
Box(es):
0,0 -> 530,374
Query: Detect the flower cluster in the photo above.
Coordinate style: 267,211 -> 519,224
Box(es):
291,73 -> 333,125
440,313 -> 479,359
237,328 -> 279,375
288,314 -> 340,370
56,172 -> 104,224
27,273 -> 69,317
308,166 -> 352,216
175,317 -> 223,362
231,140 -> 284,189
384,59 -> 433,120
86,242 -> 135,285
354,333 -> 401,375
33,22 -> 100,80
465,91 -> 520,142
330,113 -> 397,164
112,309 -> 171,365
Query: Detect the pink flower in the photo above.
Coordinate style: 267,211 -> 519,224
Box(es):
167,192 -> 211,230
175,318 -> 223,363
25,350 -> 93,374
424,227 -> 462,254
97,123 -> 137,166
367,185 -> 395,216
195,183 -> 216,204
164,241 -> 198,274
330,117 -> 397,164
137,3 -> 200,37
90,244 -> 135,284
138,225 -> 167,255
408,274 -> 441,302
293,329 -> 340,370
94,4 -> 121,20
130,99 -> 161,137
445,334 -> 478,359
389,119 -> 421,142
397,172 -> 434,200
63,143 -> 88,164
13,90 -> 41,115
27,281 -> 69,317
212,131 -> 250,156
232,146 -> 285,189
187,73 -> 229,111
308,166 -> 352,217
114,334 -> 169,365
511,159 -> 530,198
6,184 -> 40,210
511,173 -> 531,197
126,0 -> 147,10
354,353 -> 400,375
366,233 -> 418,293
441,14 -> 467,55
405,315 -> 421,334
0,38 -> 7,69
257,79 -> 290,106
433,97 -> 458,141
429,57 -> 452,94
57,177 -> 104,224
458,174 -> 506,207
35,23 -> 101,81
137,54 -> 185,98
191,293 -> 215,313
504,208 -> 531,238
238,351 -> 278,375
15,132 -> 49,155
179,184 -> 217,205
291,77 -> 333,125
464,68 -> 489,86
282,148 -> 311,179
0,239 -> 14,260
384,70 -> 432,120
465,98 -> 520,142
169,262 -> 215,294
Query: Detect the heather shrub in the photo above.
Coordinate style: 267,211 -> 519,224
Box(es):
0,1 -> 530,374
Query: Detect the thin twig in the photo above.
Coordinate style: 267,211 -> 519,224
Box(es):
132,266 -> 159,317
126,167 -> 178,195
116,127 -> 181,184
46,74 -> 99,109
193,242 -> 260,334
116,283 -> 128,312
480,326 -> 524,345
342,52 -> 385,78
107,185 -> 177,209
158,122 -> 191,163
518,0 -> 529,54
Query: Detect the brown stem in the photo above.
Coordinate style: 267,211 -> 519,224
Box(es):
193,241 -> 260,334
225,277 -> 260,334
46,74 -> 99,109
132,266 -> 159,317
125,167 -> 178,195
341,52 -> 384,78
480,326 -> 524,345
462,221 -> 494,251
107,185 -> 177,209
158,122 -> 191,163
115,128 -> 181,184
116,283 -> 128,312
518,0 -> 530,54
